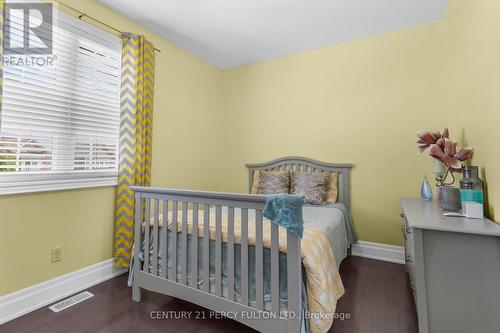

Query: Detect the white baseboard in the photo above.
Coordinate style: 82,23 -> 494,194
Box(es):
351,241 -> 405,264
0,259 -> 126,324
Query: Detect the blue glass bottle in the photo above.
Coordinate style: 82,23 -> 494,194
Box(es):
421,176 -> 433,200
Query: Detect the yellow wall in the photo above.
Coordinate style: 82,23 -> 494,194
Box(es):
4,0 -> 499,296
443,0 -> 500,222
219,23 -> 447,246
0,0 -> 221,295
0,188 -> 116,294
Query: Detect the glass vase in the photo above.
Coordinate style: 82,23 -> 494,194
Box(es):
420,176 -> 433,200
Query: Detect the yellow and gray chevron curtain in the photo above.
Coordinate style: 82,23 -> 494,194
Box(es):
114,33 -> 155,268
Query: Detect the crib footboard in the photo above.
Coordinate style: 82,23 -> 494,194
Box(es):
130,186 -> 302,333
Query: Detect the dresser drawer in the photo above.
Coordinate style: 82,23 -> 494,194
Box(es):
405,227 -> 415,259
407,254 -> 416,286
409,272 -> 417,306
401,213 -> 417,304
401,213 -> 415,263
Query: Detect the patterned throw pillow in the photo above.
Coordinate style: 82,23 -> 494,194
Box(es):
257,170 -> 290,195
291,171 -> 330,205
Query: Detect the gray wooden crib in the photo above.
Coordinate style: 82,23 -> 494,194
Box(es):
130,156 -> 352,333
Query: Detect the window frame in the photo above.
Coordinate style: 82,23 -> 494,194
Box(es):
0,7 -> 122,196
0,171 -> 118,195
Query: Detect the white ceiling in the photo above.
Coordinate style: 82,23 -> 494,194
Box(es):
98,0 -> 448,69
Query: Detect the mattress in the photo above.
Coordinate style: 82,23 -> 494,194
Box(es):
302,203 -> 356,268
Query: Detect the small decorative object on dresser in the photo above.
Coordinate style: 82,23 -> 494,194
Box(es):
416,128 -> 474,211
460,166 -> 484,203
438,185 -> 462,211
420,176 -> 433,200
459,165 -> 485,217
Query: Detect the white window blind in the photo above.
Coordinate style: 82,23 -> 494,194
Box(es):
0,8 -> 122,195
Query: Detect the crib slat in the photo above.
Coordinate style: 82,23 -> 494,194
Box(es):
271,223 -> 280,312
255,209 -> 264,310
241,208 -> 249,305
227,207 -> 235,300
172,201 -> 178,281
203,204 -> 210,292
192,203 -> 199,289
132,192 -> 143,301
143,198 -> 151,274
287,230 -> 302,317
181,202 -> 188,285
215,205 -> 222,297
161,200 -> 168,279
152,199 -> 160,276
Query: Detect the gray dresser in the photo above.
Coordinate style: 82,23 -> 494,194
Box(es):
400,198 -> 500,333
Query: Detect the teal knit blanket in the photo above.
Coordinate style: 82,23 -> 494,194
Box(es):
263,194 -> 305,238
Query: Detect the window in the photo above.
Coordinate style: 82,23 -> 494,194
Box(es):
0,8 -> 122,195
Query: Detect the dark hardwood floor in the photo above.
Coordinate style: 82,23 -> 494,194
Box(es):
332,256 -> 418,333
1,256 -> 417,333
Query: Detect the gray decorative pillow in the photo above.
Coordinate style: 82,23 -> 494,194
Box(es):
257,171 -> 290,195
291,171 -> 330,205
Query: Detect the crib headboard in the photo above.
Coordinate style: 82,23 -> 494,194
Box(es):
246,156 -> 353,210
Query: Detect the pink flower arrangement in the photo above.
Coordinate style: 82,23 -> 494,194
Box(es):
417,128 -> 474,172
